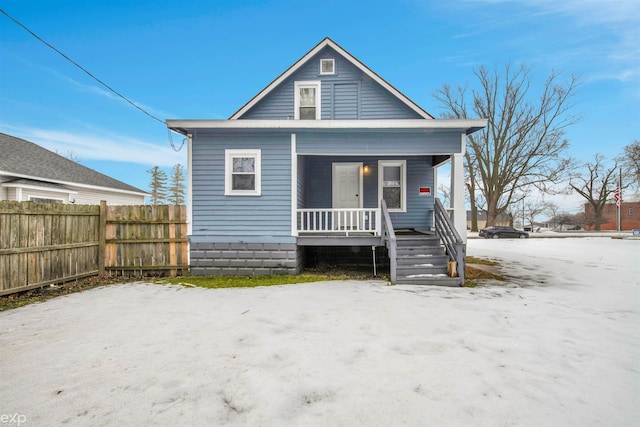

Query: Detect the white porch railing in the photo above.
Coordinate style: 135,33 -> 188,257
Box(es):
296,208 -> 380,235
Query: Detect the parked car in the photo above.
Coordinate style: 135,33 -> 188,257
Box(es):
479,226 -> 529,239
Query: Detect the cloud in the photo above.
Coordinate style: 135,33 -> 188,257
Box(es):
0,123 -> 186,168
440,0 -> 640,84
54,74 -> 176,120
5,55 -> 175,120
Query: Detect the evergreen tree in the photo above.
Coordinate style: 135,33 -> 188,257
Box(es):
147,166 -> 168,205
167,164 -> 186,205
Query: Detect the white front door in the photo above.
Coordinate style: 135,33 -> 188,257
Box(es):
333,163 -> 362,208
332,163 -> 363,230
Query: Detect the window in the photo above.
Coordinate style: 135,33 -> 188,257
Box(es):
379,160 -> 406,212
294,81 -> 321,120
28,197 -> 64,204
320,58 -> 335,75
225,149 -> 261,196
629,208 -> 633,216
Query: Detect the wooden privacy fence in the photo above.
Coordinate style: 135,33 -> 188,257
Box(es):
0,201 -> 188,296
0,202 -> 100,296
104,203 -> 188,277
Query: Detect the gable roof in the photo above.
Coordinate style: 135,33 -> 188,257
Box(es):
0,132 -> 147,195
230,37 -> 434,120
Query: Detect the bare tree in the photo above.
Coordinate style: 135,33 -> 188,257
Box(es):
147,166 -> 168,205
55,149 -> 80,163
573,211 -> 586,229
438,184 -> 451,208
619,140 -> 640,189
545,202 -> 559,229
555,212 -> 584,230
569,154 -> 624,231
167,164 -> 186,205
523,199 -> 554,231
434,64 -> 581,227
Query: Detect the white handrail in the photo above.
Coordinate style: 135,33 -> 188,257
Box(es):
296,208 -> 379,235
380,199 -> 397,284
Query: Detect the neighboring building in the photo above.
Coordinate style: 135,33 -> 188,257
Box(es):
167,38 -> 486,285
466,210 -> 513,230
0,133 -> 148,205
584,201 -> 640,231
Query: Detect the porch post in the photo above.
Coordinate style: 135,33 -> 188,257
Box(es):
291,133 -> 298,237
450,136 -> 467,243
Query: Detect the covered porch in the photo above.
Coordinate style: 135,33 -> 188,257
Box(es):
292,150 -> 452,242
295,198 -> 466,286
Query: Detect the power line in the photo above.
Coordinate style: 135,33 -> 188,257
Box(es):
0,8 -> 165,125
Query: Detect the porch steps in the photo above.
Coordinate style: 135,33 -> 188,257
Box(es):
394,235 -> 461,287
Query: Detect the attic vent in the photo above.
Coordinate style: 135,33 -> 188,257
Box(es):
320,58 -> 335,75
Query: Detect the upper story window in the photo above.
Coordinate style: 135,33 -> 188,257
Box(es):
225,149 -> 261,196
294,81 -> 321,120
379,160 -> 406,212
320,58 -> 335,75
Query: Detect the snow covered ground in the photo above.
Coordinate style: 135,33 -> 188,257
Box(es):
1,238 -> 638,426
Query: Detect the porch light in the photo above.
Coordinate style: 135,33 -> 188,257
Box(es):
363,165 -> 370,173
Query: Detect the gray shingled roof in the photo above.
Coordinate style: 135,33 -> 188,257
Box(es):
0,132 -> 147,194
3,178 -> 74,191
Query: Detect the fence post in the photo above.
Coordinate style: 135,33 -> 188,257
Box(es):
98,200 -> 107,277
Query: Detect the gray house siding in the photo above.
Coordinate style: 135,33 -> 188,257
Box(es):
333,82 -> 360,119
190,134 -> 292,240
240,46 -> 422,120
189,133 -> 301,276
389,156 -> 434,229
302,155 -> 376,209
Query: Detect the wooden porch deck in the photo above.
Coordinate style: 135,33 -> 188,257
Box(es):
296,228 -> 433,246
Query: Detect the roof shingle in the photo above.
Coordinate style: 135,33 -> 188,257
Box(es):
0,132 -> 146,194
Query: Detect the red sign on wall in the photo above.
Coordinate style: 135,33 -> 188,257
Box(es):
418,187 -> 431,196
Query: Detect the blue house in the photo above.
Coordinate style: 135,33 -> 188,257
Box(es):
167,38 -> 485,285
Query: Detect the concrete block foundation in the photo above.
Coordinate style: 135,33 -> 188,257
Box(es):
190,242 -> 304,276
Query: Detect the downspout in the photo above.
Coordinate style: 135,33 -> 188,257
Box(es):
187,133 -> 193,237
187,133 -> 193,269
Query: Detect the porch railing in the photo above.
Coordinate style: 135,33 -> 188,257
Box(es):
380,199 -> 397,284
296,208 -> 379,235
434,198 -> 465,283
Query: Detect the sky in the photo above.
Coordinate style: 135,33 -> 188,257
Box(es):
1,0 -> 638,213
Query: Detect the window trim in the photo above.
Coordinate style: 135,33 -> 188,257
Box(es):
224,149 -> 261,196
294,81 -> 321,120
378,160 -> 407,213
319,58 -> 335,75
